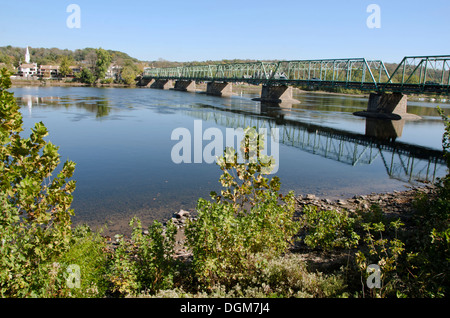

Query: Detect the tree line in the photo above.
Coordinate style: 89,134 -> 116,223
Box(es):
0,46 -> 146,85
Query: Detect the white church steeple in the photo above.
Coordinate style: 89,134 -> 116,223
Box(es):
25,46 -> 30,63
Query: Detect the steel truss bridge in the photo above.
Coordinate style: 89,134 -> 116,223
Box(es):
143,55 -> 450,95
184,105 -> 446,184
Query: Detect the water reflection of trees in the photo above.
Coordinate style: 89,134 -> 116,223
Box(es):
16,95 -> 111,118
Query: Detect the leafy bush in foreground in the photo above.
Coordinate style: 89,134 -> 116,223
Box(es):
0,68 -> 76,297
186,127 -> 300,289
301,205 -> 360,251
107,218 -> 178,296
403,107 -> 450,297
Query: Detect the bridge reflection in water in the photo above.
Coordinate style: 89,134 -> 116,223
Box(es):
186,103 -> 446,184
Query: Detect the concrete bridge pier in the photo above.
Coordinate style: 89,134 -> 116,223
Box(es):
206,82 -> 232,96
252,85 -> 299,104
354,92 -> 421,120
139,78 -> 155,87
174,80 -> 196,92
150,79 -> 174,89
260,85 -> 293,103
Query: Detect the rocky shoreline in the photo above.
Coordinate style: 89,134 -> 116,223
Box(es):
294,184 -> 435,220
127,184 -> 436,260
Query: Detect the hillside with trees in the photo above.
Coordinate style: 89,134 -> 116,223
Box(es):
0,46 -> 147,85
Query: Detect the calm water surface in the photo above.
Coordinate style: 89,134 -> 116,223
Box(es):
11,86 -> 449,234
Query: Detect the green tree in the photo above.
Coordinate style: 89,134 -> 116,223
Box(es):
120,60 -> 139,85
76,68 -> 96,85
59,55 -> 73,78
95,48 -> 111,82
0,68 -> 76,296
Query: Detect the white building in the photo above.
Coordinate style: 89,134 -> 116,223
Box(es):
105,64 -> 122,80
17,63 -> 38,78
17,47 -> 38,78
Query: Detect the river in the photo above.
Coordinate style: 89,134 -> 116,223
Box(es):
11,85 -> 449,235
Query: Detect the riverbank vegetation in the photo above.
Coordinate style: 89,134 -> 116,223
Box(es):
0,46 -> 144,87
0,68 -> 448,298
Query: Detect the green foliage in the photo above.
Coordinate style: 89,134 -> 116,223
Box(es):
130,218 -> 178,293
404,107 -> 450,297
107,234 -> 140,296
256,254 -> 347,298
355,220 -> 406,298
301,206 -> 360,250
107,218 -> 178,296
437,106 -> 450,170
0,68 -> 76,297
95,48 -> 111,82
57,224 -> 110,297
185,127 -> 299,289
0,46 -> 138,69
100,78 -> 114,84
151,254 -> 347,298
349,109 -> 449,298
120,61 -> 139,85
75,68 -> 96,85
58,55 -> 73,78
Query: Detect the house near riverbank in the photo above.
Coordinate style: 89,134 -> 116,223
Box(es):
106,64 -> 122,81
15,47 -> 38,79
38,65 -> 59,78
17,63 -> 38,78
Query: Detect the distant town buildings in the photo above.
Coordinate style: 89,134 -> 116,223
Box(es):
7,46 -> 133,82
38,65 -> 59,78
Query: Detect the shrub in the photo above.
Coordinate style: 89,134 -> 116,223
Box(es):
150,254 -> 347,298
404,106 -> 450,297
57,224 -> 110,297
100,78 -> 114,84
0,68 -> 76,297
355,219 -> 406,298
185,127 -> 300,290
107,218 -> 178,296
257,254 -> 347,298
301,205 -> 360,251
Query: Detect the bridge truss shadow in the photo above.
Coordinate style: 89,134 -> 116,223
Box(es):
184,103 -> 446,184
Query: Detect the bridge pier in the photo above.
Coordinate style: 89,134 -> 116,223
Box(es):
252,85 -> 299,103
174,80 -> 196,92
139,78 -> 155,87
206,82 -> 232,96
260,85 -> 293,103
150,79 -> 174,89
354,92 -> 421,120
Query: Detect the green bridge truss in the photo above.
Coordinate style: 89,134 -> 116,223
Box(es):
142,55 -> 450,95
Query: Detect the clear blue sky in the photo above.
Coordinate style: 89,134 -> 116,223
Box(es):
1,0 -> 449,63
